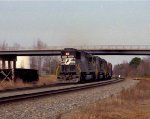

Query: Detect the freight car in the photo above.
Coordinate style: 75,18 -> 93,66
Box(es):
0,56 -> 39,83
57,48 -> 112,83
0,69 -> 39,83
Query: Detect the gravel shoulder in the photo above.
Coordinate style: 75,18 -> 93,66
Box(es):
0,79 -> 139,119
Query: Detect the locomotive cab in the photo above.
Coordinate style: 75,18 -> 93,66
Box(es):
61,48 -> 80,73
57,48 -> 81,83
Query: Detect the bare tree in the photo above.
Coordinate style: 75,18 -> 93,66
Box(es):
0,41 -> 8,50
31,39 -> 60,75
113,56 -> 150,78
42,57 -> 51,74
31,39 -> 47,75
11,43 -> 21,50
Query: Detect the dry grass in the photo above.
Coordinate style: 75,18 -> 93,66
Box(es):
0,80 -> 31,90
0,75 -> 57,90
132,77 -> 150,80
37,75 -> 58,86
60,79 -> 150,119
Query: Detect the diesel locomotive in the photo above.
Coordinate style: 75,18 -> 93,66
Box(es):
57,48 -> 112,83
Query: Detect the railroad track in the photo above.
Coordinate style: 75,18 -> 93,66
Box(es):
0,78 -> 124,103
0,83 -> 69,93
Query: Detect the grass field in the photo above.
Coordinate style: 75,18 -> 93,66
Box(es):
60,78 -> 150,119
0,75 -> 57,90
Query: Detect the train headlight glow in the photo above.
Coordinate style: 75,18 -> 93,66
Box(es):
66,53 -> 69,56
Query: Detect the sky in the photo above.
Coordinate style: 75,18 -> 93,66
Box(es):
0,1 -> 149,65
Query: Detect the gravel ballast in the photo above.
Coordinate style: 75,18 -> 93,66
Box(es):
0,79 -> 139,119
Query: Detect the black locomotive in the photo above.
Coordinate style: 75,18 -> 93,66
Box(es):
57,48 -> 112,83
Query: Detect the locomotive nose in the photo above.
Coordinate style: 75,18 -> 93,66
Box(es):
65,75 -> 72,80
61,65 -> 76,73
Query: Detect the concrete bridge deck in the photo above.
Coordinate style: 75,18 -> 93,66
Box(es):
0,45 -> 150,56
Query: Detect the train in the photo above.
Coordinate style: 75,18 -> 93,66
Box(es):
57,48 -> 112,83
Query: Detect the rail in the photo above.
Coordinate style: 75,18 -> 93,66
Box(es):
0,78 -> 124,103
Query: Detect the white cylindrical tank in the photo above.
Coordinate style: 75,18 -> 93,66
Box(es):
16,56 -> 30,69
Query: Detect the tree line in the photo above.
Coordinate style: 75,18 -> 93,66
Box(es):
113,57 -> 150,78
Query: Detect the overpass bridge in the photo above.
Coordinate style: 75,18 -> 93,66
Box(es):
0,45 -> 149,82
0,45 -> 150,56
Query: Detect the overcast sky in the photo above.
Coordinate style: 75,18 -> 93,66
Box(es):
0,1 -> 149,65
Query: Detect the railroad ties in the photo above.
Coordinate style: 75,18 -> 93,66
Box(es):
0,78 -> 124,103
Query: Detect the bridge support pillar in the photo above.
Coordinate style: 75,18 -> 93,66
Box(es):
0,55 -> 17,84
2,60 -> 5,69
